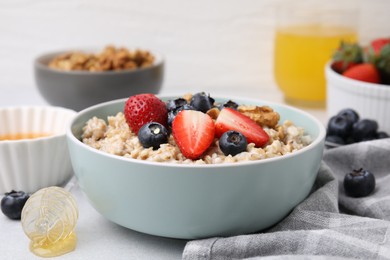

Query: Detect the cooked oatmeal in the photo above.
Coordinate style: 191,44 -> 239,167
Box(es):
81,112 -> 312,164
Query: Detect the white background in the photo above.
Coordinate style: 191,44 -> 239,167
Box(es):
1,0 -> 389,106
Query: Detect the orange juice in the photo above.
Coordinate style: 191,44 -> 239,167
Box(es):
274,24 -> 357,107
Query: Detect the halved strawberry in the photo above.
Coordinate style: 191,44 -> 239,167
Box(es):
172,110 -> 215,160
215,108 -> 269,147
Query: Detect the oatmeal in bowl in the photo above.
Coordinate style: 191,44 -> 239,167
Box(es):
66,93 -> 325,239
81,92 -> 312,164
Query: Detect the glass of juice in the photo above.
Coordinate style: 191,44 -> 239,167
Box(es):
273,2 -> 358,108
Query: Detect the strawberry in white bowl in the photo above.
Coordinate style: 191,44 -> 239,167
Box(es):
326,37 -> 390,135
330,37 -> 390,85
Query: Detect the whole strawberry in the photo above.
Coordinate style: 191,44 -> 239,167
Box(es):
365,37 -> 390,84
342,63 -> 380,84
366,38 -> 390,58
375,43 -> 390,85
331,41 -> 363,74
124,94 -> 168,134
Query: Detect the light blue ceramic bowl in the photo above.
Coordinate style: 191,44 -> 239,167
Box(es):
66,96 -> 326,239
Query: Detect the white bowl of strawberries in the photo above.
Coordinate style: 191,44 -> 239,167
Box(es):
326,37 -> 390,134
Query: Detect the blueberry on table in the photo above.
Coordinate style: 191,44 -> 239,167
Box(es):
352,119 -> 378,142
327,115 -> 353,138
219,130 -> 248,156
337,108 -> 359,124
344,168 -> 376,197
190,92 -> 215,113
325,135 -> 346,145
360,136 -> 377,142
377,131 -> 389,139
138,122 -> 169,150
1,190 -> 30,220
344,136 -> 356,144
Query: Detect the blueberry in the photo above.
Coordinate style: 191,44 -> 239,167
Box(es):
1,190 -> 30,220
217,100 -> 239,110
377,131 -> 389,139
345,136 -> 356,144
167,111 -> 176,127
327,115 -> 353,138
219,130 -> 248,156
190,92 -> 215,113
178,104 -> 194,112
360,136 -> 377,142
343,168 -> 375,197
167,104 -> 194,127
337,108 -> 359,124
352,119 -> 378,142
166,98 -> 188,111
325,135 -> 346,145
138,122 -> 169,150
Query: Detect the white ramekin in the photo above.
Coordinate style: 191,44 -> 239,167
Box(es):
0,106 -> 76,194
326,62 -> 390,133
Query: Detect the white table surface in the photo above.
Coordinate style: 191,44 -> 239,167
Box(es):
0,86 -> 328,260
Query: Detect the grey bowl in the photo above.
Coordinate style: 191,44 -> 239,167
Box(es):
67,95 -> 326,239
34,49 -> 164,111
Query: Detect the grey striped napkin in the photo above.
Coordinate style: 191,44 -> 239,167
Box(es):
183,138 -> 390,260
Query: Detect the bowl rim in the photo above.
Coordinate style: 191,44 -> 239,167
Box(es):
325,61 -> 390,90
67,95 -> 326,169
34,47 -> 164,75
0,106 -> 77,144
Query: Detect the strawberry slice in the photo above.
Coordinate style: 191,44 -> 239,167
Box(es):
172,110 -> 215,160
215,108 -> 269,147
